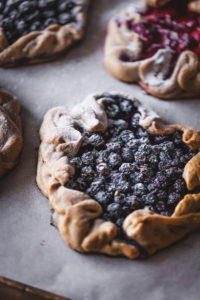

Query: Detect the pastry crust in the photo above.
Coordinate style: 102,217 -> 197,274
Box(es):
0,0 -> 90,67
104,0 -> 200,99
0,88 -> 22,178
37,92 -> 200,259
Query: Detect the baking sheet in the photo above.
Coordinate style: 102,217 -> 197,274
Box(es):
1,1 -> 200,299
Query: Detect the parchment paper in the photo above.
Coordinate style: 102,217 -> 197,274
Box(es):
1,1 -> 200,299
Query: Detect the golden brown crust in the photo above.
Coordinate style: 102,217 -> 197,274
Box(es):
36,92 -> 200,259
104,1 -> 200,99
0,88 -> 22,178
0,0 -> 90,67
145,0 -> 171,7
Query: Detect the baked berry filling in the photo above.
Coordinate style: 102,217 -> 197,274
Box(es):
66,95 -> 199,240
120,0 -> 200,77
0,141 -> 4,151
0,0 -> 79,44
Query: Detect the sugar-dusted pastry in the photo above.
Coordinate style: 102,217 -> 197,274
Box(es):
0,0 -> 90,66
104,0 -> 200,99
37,92 -> 200,259
0,87 -> 22,178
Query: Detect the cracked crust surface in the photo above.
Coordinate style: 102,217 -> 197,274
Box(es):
37,92 -> 200,259
0,88 -> 22,178
0,0 -> 90,67
104,0 -> 200,99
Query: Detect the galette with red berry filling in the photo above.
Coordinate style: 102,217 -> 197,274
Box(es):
104,0 -> 200,99
37,92 -> 200,259
0,0 -> 90,66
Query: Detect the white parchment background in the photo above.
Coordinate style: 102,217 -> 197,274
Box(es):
0,1 -> 200,299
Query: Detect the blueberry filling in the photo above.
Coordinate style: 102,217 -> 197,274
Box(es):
66,95 -> 199,241
0,0 -> 79,44
119,0 -> 200,78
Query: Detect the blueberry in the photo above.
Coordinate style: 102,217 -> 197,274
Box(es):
136,127 -> 149,138
168,192 -> 182,205
106,203 -> 123,219
30,21 -> 42,31
125,195 -> 139,206
121,147 -> 134,162
58,1 -> 75,12
108,152 -> 122,168
96,163 -> 109,176
120,99 -> 134,115
156,201 -> 167,213
145,192 -> 157,204
111,173 -> 130,192
81,151 -> 96,166
119,163 -> 137,175
96,150 -> 109,164
107,141 -> 122,153
131,113 -> 140,128
174,179 -> 186,193
120,130 -> 135,142
42,10 -> 56,19
153,135 -> 169,144
87,133 -> 105,149
58,13 -> 73,25
154,175 -> 168,188
81,166 -> 95,182
16,20 -> 27,33
157,190 -> 168,201
105,103 -> 120,118
138,144 -> 152,155
95,191 -> 112,206
134,151 -> 147,165
126,139 -> 140,151
134,183 -> 146,196
70,157 -> 82,169
18,1 -> 35,14
86,177 -> 105,196
114,193 -> 125,203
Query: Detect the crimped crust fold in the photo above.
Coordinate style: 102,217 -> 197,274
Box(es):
0,0 -> 90,66
104,0 -> 200,99
37,93 -> 200,259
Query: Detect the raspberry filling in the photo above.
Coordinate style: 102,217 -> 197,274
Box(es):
0,0 -> 78,44
66,94 -> 200,241
121,0 -> 200,76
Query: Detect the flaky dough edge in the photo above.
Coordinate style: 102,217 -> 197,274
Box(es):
36,92 -> 200,259
0,0 -> 90,67
104,0 -> 200,99
0,87 -> 23,178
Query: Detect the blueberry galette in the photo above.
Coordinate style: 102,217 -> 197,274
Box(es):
104,0 -> 200,99
0,0 -> 90,66
0,87 -> 22,178
37,92 -> 200,259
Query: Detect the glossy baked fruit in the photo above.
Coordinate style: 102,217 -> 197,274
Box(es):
66,94 -> 199,241
0,0 -> 89,66
122,0 -> 200,77
0,0 -> 80,44
37,92 -> 200,258
104,0 -> 200,99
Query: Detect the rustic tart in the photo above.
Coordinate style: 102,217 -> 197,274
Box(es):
0,87 -> 22,178
37,92 -> 200,259
0,0 -> 90,66
104,0 -> 200,99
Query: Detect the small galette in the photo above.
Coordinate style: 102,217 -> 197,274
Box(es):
37,92 -> 200,259
104,0 -> 200,99
0,87 -> 22,178
0,0 -> 90,66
